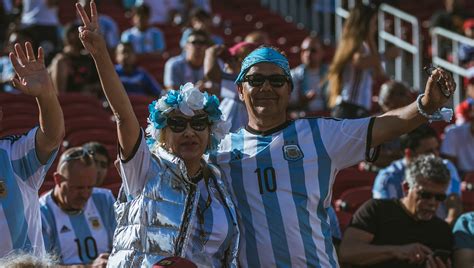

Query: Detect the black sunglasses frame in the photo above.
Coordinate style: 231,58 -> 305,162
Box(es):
243,74 -> 289,88
417,189 -> 447,202
166,115 -> 210,133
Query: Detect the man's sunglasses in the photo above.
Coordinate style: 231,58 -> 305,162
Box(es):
167,115 -> 210,133
188,40 -> 209,46
417,190 -> 447,202
302,48 -> 318,53
59,148 -> 94,169
243,74 -> 289,87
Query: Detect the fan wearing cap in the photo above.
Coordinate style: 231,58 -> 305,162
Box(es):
76,2 -> 239,267
204,41 -> 258,132
208,39 -> 456,266
39,147 -> 116,266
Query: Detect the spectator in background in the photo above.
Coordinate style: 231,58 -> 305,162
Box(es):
455,76 -> 474,125
372,124 -> 462,225
79,0 -> 119,49
340,155 -> 454,268
204,42 -> 257,132
441,101 -> 474,175
0,42 -> 64,257
244,30 -> 271,45
188,8 -> 223,45
453,212 -> 474,267
1,28 -> 33,93
0,0 -> 14,50
39,147 -> 116,266
164,29 -> 211,90
83,141 -> 111,186
20,0 -> 60,63
290,35 -> 328,116
134,0 -> 179,24
114,42 -> 162,97
49,23 -> 100,95
327,4 -> 399,119
121,4 -> 166,57
459,18 -> 474,65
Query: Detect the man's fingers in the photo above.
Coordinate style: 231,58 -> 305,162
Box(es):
11,77 -> 27,92
90,0 -> 99,26
9,52 -> 24,75
14,43 -> 27,65
37,47 -> 44,65
25,42 -> 35,61
419,244 -> 433,255
75,2 -> 91,27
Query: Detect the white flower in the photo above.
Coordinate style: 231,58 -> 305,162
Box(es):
156,98 -> 169,112
182,83 -> 205,111
211,120 -> 231,141
178,101 -> 195,117
145,120 -> 160,141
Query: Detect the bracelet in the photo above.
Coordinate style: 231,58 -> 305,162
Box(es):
416,94 -> 453,123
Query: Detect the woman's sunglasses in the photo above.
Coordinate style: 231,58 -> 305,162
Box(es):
167,115 -> 210,133
243,74 -> 289,87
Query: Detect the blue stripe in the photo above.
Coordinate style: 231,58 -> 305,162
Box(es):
69,214 -> 95,263
0,148 -> 32,252
256,135 -> 291,267
310,120 -> 337,268
229,133 -> 260,268
42,201 -> 62,256
12,148 -> 41,182
283,123 -> 320,267
91,192 -> 115,240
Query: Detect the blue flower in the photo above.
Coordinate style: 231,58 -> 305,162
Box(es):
165,90 -> 182,107
204,94 -> 222,122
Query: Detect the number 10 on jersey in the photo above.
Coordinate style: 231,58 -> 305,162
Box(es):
255,167 -> 277,194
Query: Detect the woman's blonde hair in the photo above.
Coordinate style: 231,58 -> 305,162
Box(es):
327,4 -> 377,107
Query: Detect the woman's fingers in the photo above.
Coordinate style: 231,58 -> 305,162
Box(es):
90,0 -> 99,26
75,2 -> 91,27
37,47 -> 44,65
14,43 -> 28,66
25,42 -> 36,62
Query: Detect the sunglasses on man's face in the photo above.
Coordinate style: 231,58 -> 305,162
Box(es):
188,40 -> 208,46
302,48 -> 318,53
243,74 -> 289,88
167,115 -> 210,133
417,190 -> 447,202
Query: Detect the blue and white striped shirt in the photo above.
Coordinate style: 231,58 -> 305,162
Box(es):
211,117 -> 373,267
121,26 -> 166,54
0,127 -> 57,257
39,188 -> 116,265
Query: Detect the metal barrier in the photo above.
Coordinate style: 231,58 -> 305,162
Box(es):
378,4 -> 422,91
431,27 -> 474,106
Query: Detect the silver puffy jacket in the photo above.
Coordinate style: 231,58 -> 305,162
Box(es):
108,147 -> 239,268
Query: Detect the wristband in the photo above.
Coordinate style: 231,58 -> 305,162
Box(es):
416,94 -> 453,123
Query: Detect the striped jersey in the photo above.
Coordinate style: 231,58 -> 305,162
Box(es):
210,117 -> 374,268
121,26 -> 166,54
0,127 -> 57,257
39,188 -> 116,265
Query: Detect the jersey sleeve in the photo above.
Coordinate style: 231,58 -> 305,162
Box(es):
316,117 -> 374,170
453,213 -> 474,250
348,199 -> 379,235
119,130 -> 151,198
10,127 -> 58,190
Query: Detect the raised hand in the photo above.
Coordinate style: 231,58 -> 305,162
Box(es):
421,68 -> 456,113
76,0 -> 106,55
9,42 -> 53,97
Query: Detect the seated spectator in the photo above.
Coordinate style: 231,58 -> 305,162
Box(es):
453,212 -> 474,267
455,76 -> 474,125
114,42 -> 162,97
0,43 -> 64,257
188,8 -> 223,45
134,0 -> 179,24
121,4 -> 165,57
340,154 -> 454,268
459,18 -> 474,65
49,23 -> 100,95
373,124 -> 462,225
40,147 -> 116,266
82,141 -> 111,186
1,28 -> 33,93
164,29 -> 211,90
20,0 -> 60,63
244,30 -> 271,45
79,0 -> 119,49
204,42 -> 257,131
441,102 -> 474,175
290,36 -> 328,115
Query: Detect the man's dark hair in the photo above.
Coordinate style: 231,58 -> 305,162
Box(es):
400,124 -> 438,151
187,29 -> 211,43
82,141 -> 110,164
134,4 -> 150,17
190,8 -> 211,21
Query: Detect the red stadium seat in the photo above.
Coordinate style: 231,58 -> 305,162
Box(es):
62,104 -> 111,120
65,117 -> 116,136
103,182 -> 122,197
58,92 -> 104,107
64,129 -> 118,157
0,92 -> 36,106
128,94 -> 155,107
0,115 -> 38,132
335,210 -> 353,233
1,103 -> 38,117
332,167 -> 376,201
335,186 -> 372,214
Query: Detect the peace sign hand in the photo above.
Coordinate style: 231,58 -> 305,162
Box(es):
76,0 -> 106,55
10,42 -> 53,97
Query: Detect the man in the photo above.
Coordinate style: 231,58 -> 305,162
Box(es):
372,124 -> 462,225
82,141 -> 111,186
453,211 -> 474,267
210,45 -> 456,267
39,147 -> 116,266
290,36 -> 328,115
0,42 -> 64,257
340,154 -> 453,268
164,29 -> 211,90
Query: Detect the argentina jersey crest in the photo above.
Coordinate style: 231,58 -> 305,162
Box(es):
282,144 -> 304,161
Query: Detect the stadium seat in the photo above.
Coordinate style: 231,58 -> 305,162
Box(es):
0,115 -> 39,132
335,186 -> 372,214
0,92 -> 36,106
332,167 -> 376,201
58,92 -> 104,107
64,129 -> 118,157
65,117 -> 116,136
103,182 -> 122,197
62,104 -> 111,120
1,103 -> 39,117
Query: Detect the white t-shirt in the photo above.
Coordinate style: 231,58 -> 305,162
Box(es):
441,123 -> 474,173
0,127 -> 57,257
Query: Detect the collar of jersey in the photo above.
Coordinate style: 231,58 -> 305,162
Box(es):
245,121 -> 292,136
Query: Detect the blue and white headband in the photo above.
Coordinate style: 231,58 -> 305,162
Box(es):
146,83 -> 230,152
235,46 -> 293,88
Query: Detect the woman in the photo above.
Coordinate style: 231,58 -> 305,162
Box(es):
327,4 -> 398,119
75,2 -> 239,267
